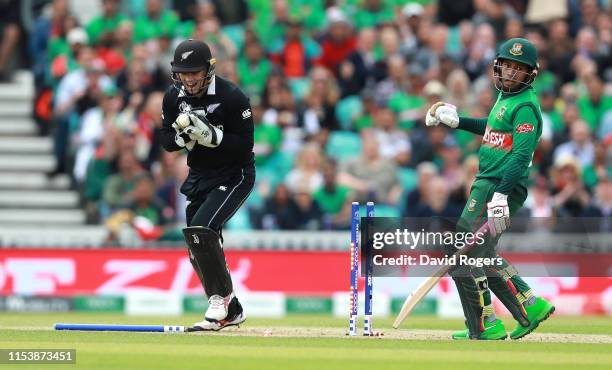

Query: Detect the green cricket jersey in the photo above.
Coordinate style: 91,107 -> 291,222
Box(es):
458,87 -> 542,195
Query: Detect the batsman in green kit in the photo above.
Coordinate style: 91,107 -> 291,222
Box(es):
425,38 -> 555,340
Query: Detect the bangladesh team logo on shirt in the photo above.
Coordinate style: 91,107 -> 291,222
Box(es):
468,198 -> 477,212
496,106 -> 507,120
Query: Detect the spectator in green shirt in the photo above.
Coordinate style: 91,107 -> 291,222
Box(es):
133,0 -> 179,43
289,0 -> 326,34
86,0 -> 128,46
354,89 -> 377,131
250,0 -> 288,47
353,0 -> 395,30
129,175 -> 167,227
388,75 -> 428,130
314,159 -> 353,229
48,26 -> 88,86
238,39 -> 272,98
103,150 -> 145,211
47,16 -> 80,65
577,74 -> 612,133
540,88 -> 564,133
252,104 -> 282,166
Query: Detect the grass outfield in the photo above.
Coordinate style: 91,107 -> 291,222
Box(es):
2,313 -> 612,370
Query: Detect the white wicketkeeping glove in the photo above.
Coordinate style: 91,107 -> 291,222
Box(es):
426,101 -> 459,128
178,114 -> 224,148
487,192 -> 510,237
172,116 -> 196,150
173,130 -> 195,151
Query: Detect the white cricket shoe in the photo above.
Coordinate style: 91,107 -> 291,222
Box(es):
205,294 -> 232,321
190,296 -> 246,331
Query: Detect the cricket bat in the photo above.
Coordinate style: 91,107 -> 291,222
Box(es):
392,222 -> 490,329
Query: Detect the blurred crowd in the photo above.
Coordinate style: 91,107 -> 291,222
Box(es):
2,0 -> 610,240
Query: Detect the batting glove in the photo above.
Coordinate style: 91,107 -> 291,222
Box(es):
425,102 -> 443,126
487,192 -> 510,237
427,102 -> 459,128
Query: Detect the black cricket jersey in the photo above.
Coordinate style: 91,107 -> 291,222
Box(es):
160,76 -> 255,195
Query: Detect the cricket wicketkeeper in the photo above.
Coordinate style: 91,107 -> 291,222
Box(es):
425,38 -> 555,340
160,39 -> 255,331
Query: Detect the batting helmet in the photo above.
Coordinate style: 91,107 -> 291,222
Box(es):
493,38 -> 539,93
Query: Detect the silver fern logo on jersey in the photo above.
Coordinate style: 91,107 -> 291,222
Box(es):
207,103 -> 221,113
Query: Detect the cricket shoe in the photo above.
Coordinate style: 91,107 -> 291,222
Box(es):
452,319 -> 507,340
205,293 -> 234,321
190,296 -> 246,331
510,297 -> 555,340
